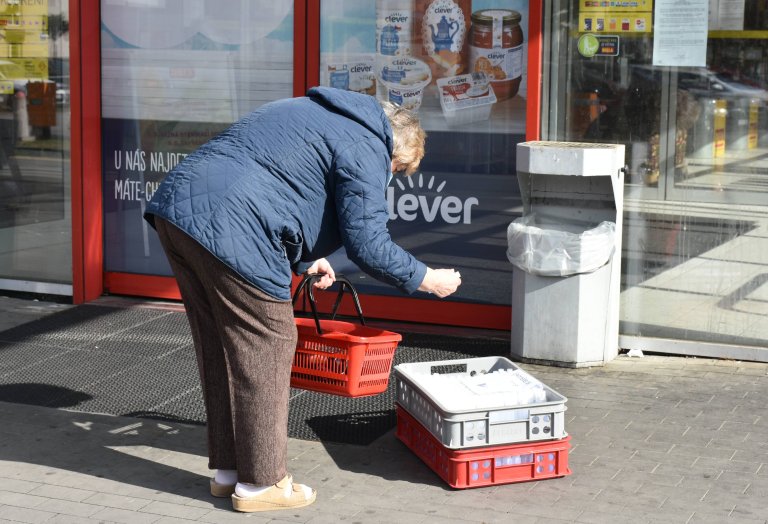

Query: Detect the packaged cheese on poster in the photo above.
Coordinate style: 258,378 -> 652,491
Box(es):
436,72 -> 496,126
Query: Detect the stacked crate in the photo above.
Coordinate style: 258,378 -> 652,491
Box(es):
393,356 -> 571,489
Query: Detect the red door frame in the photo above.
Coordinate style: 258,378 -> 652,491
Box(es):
72,1 -> 543,330
71,0 -> 103,304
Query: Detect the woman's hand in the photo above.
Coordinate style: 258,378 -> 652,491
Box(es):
418,267 -> 462,298
306,258 -> 336,289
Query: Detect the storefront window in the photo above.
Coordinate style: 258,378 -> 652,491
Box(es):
0,0 -> 70,293
318,0 -> 530,305
547,1 -> 768,354
100,1 -> 293,277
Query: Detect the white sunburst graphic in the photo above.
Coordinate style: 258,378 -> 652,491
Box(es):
388,173 -> 478,224
396,173 -> 447,193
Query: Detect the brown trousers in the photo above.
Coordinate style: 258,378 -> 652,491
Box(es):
155,218 -> 297,485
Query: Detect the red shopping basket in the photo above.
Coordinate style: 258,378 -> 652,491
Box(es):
291,274 -> 401,397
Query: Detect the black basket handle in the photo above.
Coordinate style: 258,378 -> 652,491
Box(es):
292,273 -> 365,335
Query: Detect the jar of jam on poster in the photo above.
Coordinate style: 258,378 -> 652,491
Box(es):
414,0 -> 472,84
468,9 -> 524,101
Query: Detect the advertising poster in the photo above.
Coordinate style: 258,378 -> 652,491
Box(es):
320,0 -> 529,134
102,0 -> 526,306
578,0 -> 653,34
101,1 -> 294,276
318,0 -> 529,305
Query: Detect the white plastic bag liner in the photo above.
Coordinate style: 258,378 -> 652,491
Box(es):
506,215 -> 616,276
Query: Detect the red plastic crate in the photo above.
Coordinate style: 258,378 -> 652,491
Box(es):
396,405 -> 571,489
291,318 -> 401,397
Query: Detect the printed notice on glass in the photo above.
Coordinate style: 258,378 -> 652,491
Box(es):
716,0 -> 745,30
652,0 -> 708,66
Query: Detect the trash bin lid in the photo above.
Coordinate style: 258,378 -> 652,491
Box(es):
517,141 -> 625,177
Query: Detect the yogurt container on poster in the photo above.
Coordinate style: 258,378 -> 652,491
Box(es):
347,58 -> 377,96
437,72 -> 496,126
377,56 -> 432,110
324,56 -> 377,96
376,0 -> 413,56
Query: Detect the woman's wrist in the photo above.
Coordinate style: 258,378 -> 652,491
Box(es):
417,267 -> 434,294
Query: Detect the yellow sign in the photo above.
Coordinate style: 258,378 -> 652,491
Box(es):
579,0 -> 653,33
0,42 -> 49,58
714,99 -> 727,158
579,12 -> 652,32
0,16 -> 49,58
0,57 -> 46,80
748,100 -> 759,149
0,0 -> 49,79
0,79 -> 13,94
22,56 -> 47,76
0,15 -> 49,32
580,0 -> 653,12
0,0 -> 48,17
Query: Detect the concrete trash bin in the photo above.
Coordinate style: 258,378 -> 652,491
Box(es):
510,141 -> 625,368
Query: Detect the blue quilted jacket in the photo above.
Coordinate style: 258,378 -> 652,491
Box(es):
144,87 -> 427,300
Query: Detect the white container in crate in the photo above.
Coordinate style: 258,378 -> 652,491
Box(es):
394,356 -> 567,449
437,72 -> 497,127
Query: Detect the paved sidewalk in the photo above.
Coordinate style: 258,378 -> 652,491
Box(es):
1,295 -> 768,523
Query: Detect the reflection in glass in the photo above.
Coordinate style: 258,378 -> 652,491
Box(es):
551,1 -> 768,354
100,1 -> 294,277
0,0 -> 71,289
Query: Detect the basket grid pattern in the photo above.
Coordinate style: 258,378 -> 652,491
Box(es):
289,275 -> 401,397
291,326 -> 399,396
398,380 -> 445,437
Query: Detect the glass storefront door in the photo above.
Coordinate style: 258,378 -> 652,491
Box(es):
100,0 -> 294,279
0,0 -> 71,295
317,0 -> 531,306
546,1 -> 768,359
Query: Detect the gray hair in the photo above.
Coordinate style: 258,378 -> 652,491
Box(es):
379,100 -> 426,176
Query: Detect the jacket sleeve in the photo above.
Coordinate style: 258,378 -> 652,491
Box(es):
333,138 -> 427,294
292,261 -> 313,275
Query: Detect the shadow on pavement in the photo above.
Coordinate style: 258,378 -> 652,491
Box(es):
0,395 -> 229,507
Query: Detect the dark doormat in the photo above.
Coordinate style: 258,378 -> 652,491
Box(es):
0,304 -> 507,446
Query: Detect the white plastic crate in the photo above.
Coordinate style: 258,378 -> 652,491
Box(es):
394,356 -> 567,449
